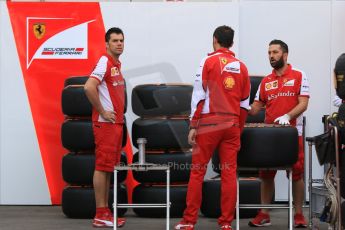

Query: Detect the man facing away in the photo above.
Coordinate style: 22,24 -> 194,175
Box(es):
175,25 -> 251,230
84,27 -> 126,228
248,39 -> 309,228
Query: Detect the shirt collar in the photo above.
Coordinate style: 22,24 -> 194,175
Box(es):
105,53 -> 121,67
208,48 -> 235,57
271,64 -> 292,77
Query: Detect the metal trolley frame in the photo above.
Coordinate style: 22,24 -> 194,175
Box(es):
113,164 -> 171,230
306,125 -> 342,229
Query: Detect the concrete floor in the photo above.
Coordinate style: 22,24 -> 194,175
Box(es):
0,206 -> 330,230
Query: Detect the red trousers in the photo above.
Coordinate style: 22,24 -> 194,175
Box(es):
183,123 -> 240,225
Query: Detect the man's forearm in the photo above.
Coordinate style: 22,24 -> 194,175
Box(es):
84,86 -> 105,115
286,98 -> 309,119
248,101 -> 263,116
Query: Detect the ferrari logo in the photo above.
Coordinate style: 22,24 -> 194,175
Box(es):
220,57 -> 228,65
33,23 -> 46,39
224,77 -> 235,89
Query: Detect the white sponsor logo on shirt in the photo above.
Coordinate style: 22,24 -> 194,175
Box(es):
268,91 -> 295,100
223,61 -> 240,74
284,79 -> 295,86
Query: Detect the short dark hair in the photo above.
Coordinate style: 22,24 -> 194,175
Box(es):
213,25 -> 234,48
269,39 -> 289,53
105,27 -> 124,42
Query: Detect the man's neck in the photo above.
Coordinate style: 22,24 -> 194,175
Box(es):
274,63 -> 288,76
107,50 -> 119,62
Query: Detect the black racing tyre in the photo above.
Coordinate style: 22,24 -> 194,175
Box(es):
62,86 -> 92,117
63,77 -> 127,114
200,178 -> 260,218
211,149 -> 258,177
246,109 -> 265,123
62,185 -> 127,219
132,151 -> 191,183
64,76 -> 89,86
132,118 -> 190,150
238,126 -> 298,168
62,120 -> 127,152
62,152 -> 127,185
249,76 -> 263,105
61,120 -> 95,152
132,184 -> 187,218
131,84 -> 193,117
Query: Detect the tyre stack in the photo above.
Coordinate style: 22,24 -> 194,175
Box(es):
61,76 -> 128,218
131,84 -> 193,217
204,76 -> 264,219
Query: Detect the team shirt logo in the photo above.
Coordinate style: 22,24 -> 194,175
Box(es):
111,67 -> 120,76
265,80 -> 278,91
284,79 -> 295,86
220,57 -> 228,65
33,23 -> 46,39
224,76 -> 235,89
223,61 -> 240,74
113,80 -> 125,87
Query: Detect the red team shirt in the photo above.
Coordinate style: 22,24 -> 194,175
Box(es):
89,53 -> 125,124
255,64 -> 310,135
190,48 -> 250,127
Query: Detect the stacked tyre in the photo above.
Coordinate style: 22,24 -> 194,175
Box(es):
204,76 -> 264,219
131,84 -> 193,217
61,76 -> 128,218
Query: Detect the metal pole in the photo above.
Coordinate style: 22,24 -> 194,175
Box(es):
289,170 -> 293,230
137,138 -> 147,165
308,141 -> 313,228
114,169 -> 118,230
333,127 -> 342,230
166,169 -> 170,230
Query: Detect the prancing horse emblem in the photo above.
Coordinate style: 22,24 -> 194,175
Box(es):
33,23 -> 46,39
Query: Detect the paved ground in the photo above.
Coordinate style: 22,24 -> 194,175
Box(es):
0,206 -> 330,230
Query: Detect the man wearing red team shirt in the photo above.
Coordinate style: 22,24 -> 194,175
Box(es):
175,25 -> 250,230
248,40 -> 309,228
84,27 -> 126,228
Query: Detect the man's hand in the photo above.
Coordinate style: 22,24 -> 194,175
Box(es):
188,129 -> 197,145
100,110 -> 116,123
274,114 -> 291,125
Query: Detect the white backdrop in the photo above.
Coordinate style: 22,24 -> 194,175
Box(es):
0,1 -> 344,204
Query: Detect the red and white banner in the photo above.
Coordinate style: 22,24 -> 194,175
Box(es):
7,1 -> 105,204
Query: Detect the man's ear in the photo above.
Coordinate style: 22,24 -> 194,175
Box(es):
283,52 -> 288,61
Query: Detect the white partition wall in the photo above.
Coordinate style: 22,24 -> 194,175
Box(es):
0,0 -> 344,204
0,1 -> 50,204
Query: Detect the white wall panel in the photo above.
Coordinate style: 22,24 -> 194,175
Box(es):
0,2 -> 50,204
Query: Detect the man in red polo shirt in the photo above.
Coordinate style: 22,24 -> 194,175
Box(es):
84,27 -> 126,228
175,25 -> 250,230
249,40 -> 309,228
